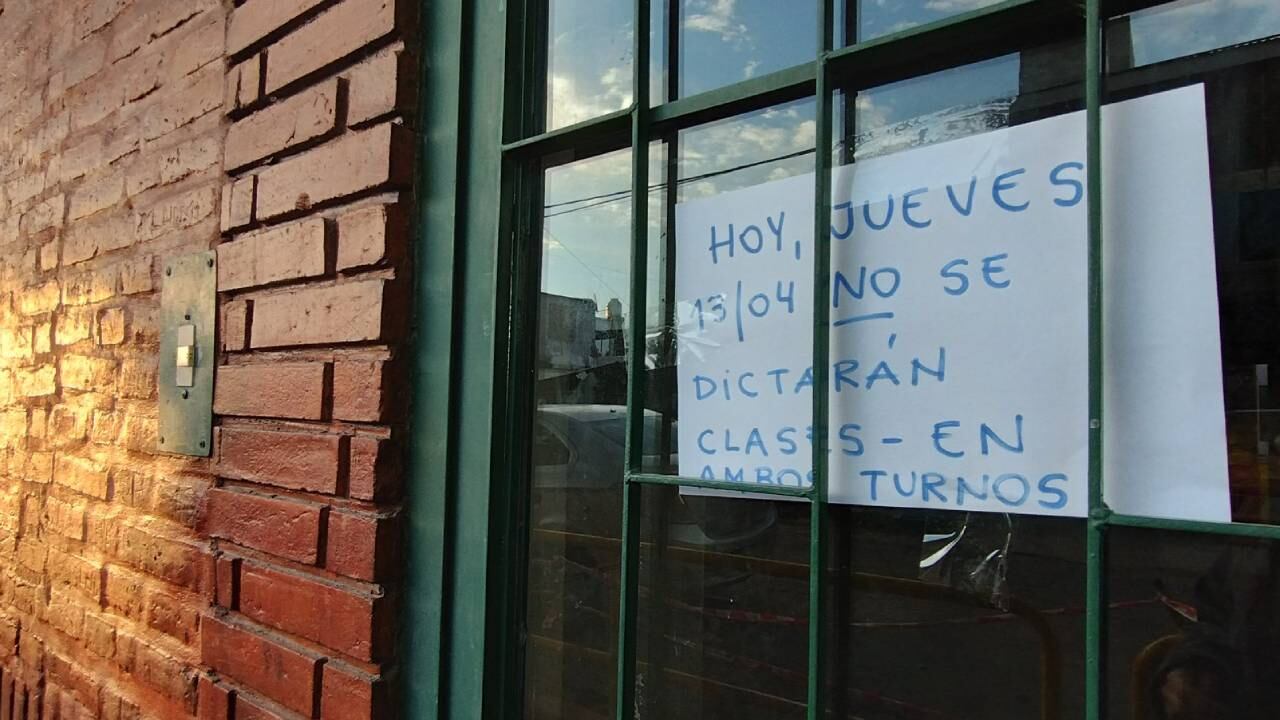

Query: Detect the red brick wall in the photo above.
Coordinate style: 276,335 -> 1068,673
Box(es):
0,0 -> 417,717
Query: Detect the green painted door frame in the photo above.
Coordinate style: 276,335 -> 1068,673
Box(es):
401,0 -> 520,718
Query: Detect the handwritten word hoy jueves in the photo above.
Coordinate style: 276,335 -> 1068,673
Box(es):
706,161 -> 1085,265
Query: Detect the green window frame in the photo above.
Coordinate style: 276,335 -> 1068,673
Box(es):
403,1 -> 1280,718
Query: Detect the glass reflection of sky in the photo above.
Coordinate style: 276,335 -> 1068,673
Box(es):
1121,0 -> 1280,68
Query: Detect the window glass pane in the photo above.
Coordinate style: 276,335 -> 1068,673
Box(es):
826,38 -> 1086,719
546,0 -> 633,130
1105,3 -> 1280,524
1107,527 -> 1280,719
643,99 -> 818,479
837,0 -> 1005,45
634,488 -> 811,720
524,149 -> 633,719
1108,0 -> 1280,71
664,1 -> 817,100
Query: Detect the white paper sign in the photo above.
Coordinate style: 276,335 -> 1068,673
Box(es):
675,85 -> 1230,522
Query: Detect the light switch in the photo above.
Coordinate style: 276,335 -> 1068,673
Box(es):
158,251 -> 216,456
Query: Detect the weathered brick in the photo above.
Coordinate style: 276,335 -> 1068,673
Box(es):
61,354 -> 118,392
54,455 -> 110,500
226,55 -> 264,113
225,80 -> 339,170
239,562 -> 384,661
133,184 -> 218,242
336,204 -> 405,272
199,488 -> 323,564
214,363 -> 326,420
20,194 -> 66,235
346,47 -> 409,126
325,510 -> 395,582
266,0 -> 397,94
254,123 -> 411,219
197,676 -> 232,720
227,0 -> 330,55
44,496 -> 87,541
252,280 -> 387,348
201,615 -> 320,716
216,218 -> 328,291
221,176 -> 255,232
56,307 -> 94,346
332,360 -> 384,422
69,170 -> 125,220
98,307 -> 127,345
20,280 -> 61,315
19,366 -> 56,397
348,435 -> 398,502
62,267 -> 117,306
120,256 -> 155,295
168,14 -> 226,81
218,428 -> 341,494
221,299 -> 250,352
141,64 -> 224,142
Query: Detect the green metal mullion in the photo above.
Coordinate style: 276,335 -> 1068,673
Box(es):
825,0 -> 1074,91
502,108 -> 633,156
1110,514 -> 1280,541
1084,0 -> 1107,718
650,63 -> 817,131
807,3 -> 835,719
631,473 -> 813,498
617,0 -> 652,718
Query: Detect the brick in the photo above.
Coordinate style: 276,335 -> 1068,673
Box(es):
19,366 -> 56,397
348,435 -> 398,502
56,307 -> 94,345
254,123 -> 411,219
216,218 -> 328,291
115,524 -> 208,590
221,300 -> 250,352
98,307 -> 126,345
20,280 -> 61,315
83,613 -> 116,659
44,496 -> 87,541
225,80 -> 339,170
168,15 -> 226,81
214,363 -> 326,420
39,242 -> 59,270
199,488 -> 323,564
61,354 -> 118,392
226,56 -> 263,113
134,184 -> 218,242
77,0 -> 130,38
252,279 -> 387,348
197,676 -> 231,720
62,267 -> 117,305
346,47 -> 410,126
201,615 -> 320,716
47,548 -> 102,599
266,0 -> 397,93
141,64 -> 224,142
218,428 -> 341,493
58,135 -> 107,183
55,455 -> 110,500
239,563 -> 384,661
325,511 -> 395,582
120,356 -> 157,399
214,555 -> 241,609
336,204 -> 405,272
62,211 -> 133,266
227,0 -> 329,56
120,256 -> 154,295
332,360 -> 384,422
20,194 -> 65,235
220,176 -> 255,232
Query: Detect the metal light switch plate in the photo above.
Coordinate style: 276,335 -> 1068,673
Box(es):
158,251 -> 216,456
